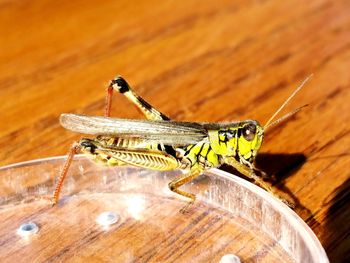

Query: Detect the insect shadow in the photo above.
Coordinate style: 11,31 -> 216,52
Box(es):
254,152 -> 307,208
221,152 -> 306,197
323,177 -> 350,263
254,152 -> 306,181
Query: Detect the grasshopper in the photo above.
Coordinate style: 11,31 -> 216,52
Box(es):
53,76 -> 310,209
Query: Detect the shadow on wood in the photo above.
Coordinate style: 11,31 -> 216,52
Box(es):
254,152 -> 307,182
323,177 -> 350,263
220,152 -> 307,195
255,152 -> 306,207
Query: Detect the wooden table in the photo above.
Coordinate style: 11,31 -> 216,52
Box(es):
0,0 -> 349,262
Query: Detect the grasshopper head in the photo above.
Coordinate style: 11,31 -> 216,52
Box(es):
210,120 -> 264,163
235,120 -> 264,163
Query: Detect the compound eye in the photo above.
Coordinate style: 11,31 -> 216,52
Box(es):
243,123 -> 256,141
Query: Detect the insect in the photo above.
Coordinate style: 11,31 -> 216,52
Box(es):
52,75 -> 311,209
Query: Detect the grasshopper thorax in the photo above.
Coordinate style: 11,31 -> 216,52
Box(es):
208,120 -> 264,163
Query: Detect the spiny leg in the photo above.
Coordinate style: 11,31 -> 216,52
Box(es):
168,168 -> 202,212
51,139 -> 131,205
51,143 -> 80,205
106,76 -> 170,121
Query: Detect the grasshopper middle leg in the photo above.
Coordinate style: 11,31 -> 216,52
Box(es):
168,168 -> 203,212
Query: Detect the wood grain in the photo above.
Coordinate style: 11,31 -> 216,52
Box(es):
0,0 -> 349,262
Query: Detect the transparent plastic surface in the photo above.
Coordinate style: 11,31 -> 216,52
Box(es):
0,156 -> 329,263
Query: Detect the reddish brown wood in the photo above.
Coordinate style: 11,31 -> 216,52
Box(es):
0,0 -> 349,262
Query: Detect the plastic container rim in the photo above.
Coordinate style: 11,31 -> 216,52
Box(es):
0,155 -> 329,262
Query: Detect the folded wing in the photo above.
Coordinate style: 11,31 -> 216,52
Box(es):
60,114 -> 208,145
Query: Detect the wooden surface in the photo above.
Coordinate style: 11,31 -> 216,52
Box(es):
0,0 -> 349,262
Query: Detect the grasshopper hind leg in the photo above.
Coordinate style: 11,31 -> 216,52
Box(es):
106,76 -> 170,121
50,143 -> 80,205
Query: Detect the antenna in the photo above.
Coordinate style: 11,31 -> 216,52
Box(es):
264,104 -> 308,131
264,74 -> 312,130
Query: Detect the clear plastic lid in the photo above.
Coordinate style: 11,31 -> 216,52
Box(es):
0,155 -> 328,262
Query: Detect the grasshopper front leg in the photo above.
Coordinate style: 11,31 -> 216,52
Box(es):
223,156 -> 293,206
224,156 -> 274,193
